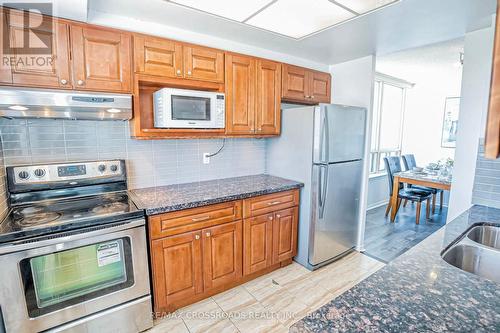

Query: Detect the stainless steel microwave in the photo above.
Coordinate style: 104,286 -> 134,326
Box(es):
153,88 -> 225,129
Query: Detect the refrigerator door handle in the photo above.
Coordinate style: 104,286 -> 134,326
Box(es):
318,164 -> 329,219
319,108 -> 330,163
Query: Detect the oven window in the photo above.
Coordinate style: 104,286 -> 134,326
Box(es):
20,238 -> 134,317
171,95 -> 211,121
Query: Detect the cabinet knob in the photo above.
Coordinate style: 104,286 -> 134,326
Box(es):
268,216 -> 273,220
205,232 -> 211,237
77,80 -> 85,86
257,128 -> 262,131
250,127 -> 255,132
305,95 -> 310,99
60,79 -> 68,85
195,234 -> 200,240
176,69 -> 181,75
276,214 -> 281,218
311,96 -> 315,99
187,70 -> 192,76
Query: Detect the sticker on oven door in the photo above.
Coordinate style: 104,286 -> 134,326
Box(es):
97,241 -> 121,267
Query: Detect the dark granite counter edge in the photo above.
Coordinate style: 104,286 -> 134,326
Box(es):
131,182 -> 304,216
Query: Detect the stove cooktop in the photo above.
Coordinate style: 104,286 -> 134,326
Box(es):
0,191 -> 144,244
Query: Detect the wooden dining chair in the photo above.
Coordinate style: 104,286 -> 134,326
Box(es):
384,156 -> 433,225
402,154 -> 444,213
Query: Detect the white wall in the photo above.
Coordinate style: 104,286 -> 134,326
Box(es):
447,24 -> 495,221
329,55 -> 376,251
367,175 -> 389,210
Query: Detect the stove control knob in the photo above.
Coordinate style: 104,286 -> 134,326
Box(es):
18,171 -> 30,180
33,168 -> 46,178
110,165 -> 118,172
98,164 -> 106,173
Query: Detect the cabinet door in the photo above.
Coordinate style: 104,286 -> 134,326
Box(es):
134,35 -> 183,78
202,221 -> 242,290
243,214 -> 273,275
309,71 -> 331,103
151,231 -> 203,311
282,64 -> 308,102
272,207 -> 299,264
184,45 -> 224,83
71,26 -> 132,92
256,59 -> 281,135
225,53 -> 256,134
0,8 -> 71,88
485,7 -> 500,159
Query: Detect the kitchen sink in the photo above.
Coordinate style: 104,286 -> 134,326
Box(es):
466,225 -> 500,250
442,244 -> 500,283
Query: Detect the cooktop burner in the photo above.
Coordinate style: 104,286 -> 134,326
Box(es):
0,191 -> 144,243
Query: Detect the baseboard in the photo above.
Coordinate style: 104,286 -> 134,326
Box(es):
367,200 -> 389,211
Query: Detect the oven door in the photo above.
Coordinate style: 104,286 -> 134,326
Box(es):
0,219 -> 150,333
160,89 -> 218,129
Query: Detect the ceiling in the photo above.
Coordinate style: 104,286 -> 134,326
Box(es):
11,0 -> 493,65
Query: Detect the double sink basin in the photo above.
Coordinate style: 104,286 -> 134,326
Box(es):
442,224 -> 500,284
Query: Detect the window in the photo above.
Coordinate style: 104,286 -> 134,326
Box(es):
370,73 -> 411,174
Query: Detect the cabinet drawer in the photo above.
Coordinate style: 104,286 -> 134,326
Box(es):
149,201 -> 242,239
243,189 -> 299,218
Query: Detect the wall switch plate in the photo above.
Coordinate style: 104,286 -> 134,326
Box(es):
203,153 -> 210,164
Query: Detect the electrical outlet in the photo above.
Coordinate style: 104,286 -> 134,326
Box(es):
203,153 -> 210,164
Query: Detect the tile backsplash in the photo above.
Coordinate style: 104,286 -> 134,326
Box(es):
0,119 -> 267,189
472,139 -> 500,209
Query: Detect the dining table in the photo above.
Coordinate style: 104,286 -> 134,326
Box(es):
390,169 -> 452,222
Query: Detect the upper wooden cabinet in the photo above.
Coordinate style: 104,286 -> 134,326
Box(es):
485,7 -> 500,159
0,8 -> 71,89
282,64 -> 331,104
134,35 -> 183,78
225,53 -> 281,136
184,45 -> 224,83
71,26 -> 132,93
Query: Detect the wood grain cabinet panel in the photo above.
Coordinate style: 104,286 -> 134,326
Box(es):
309,70 -> 331,103
225,53 -> 256,134
184,45 -> 224,83
282,64 -> 308,101
0,8 -> 71,88
71,26 -> 132,93
272,207 -> 299,264
151,230 -> 203,312
202,221 -> 242,290
243,214 -> 273,275
485,6 -> 500,159
134,35 -> 183,78
256,59 -> 281,135
243,189 -> 299,218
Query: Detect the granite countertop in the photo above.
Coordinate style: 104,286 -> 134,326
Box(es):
129,174 -> 303,215
291,205 -> 500,332
395,170 -> 452,187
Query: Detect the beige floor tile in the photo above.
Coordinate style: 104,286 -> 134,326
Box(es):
212,286 -> 257,312
259,288 -> 310,328
176,298 -> 235,333
266,262 -> 310,286
243,273 -> 283,302
284,276 -> 332,309
228,301 -> 287,333
148,316 -> 189,333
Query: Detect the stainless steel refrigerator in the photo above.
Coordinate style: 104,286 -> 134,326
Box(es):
267,104 -> 366,270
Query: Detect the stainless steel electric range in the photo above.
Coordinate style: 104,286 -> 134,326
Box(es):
0,160 -> 153,333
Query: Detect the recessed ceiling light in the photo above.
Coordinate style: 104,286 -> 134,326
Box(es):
168,0 -> 275,22
8,105 -> 28,111
333,0 -> 397,14
106,108 -> 122,113
246,0 -> 355,39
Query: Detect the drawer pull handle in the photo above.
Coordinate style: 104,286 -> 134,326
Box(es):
276,214 -> 281,218
268,216 -> 273,220
192,216 -> 211,222
206,232 -> 211,237
195,235 -> 200,240
267,201 -> 281,206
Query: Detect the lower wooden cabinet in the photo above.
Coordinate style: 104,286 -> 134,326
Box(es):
202,221 -> 242,290
149,190 -> 300,313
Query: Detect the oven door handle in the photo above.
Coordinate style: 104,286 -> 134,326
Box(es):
0,218 -> 145,255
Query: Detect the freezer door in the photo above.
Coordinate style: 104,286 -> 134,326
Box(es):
313,104 -> 366,164
309,160 -> 363,266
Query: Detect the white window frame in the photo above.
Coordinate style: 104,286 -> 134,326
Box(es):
370,72 -> 414,175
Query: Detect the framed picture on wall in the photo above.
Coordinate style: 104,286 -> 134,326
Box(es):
441,97 -> 460,148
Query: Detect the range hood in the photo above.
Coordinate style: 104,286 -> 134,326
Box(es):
0,87 -> 132,121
